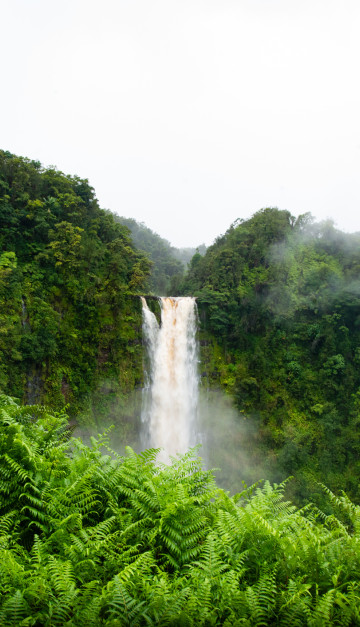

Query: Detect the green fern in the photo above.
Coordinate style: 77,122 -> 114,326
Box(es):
3,397 -> 360,625
0,590 -> 29,627
104,575 -> 150,626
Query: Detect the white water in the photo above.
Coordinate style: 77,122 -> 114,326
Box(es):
141,297 -> 199,462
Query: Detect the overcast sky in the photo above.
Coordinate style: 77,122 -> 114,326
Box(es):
2,0 -> 360,247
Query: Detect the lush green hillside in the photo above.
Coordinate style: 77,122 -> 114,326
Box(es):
0,150 -> 150,421
184,208 -> 360,501
1,395 -> 360,626
115,216 -> 184,294
116,216 -> 206,295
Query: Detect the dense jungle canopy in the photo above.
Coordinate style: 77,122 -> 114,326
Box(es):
0,150 -> 151,422
183,208 -> 360,501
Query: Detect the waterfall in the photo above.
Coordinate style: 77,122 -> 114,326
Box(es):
141,297 -> 199,462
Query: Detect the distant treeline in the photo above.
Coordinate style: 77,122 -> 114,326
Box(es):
116,216 -> 206,294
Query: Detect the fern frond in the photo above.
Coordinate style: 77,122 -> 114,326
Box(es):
0,590 -> 29,627
105,575 -> 150,625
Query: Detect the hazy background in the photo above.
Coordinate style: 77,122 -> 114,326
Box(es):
2,0 -> 360,247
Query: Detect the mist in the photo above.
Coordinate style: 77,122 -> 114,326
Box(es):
74,384 -> 284,495
74,387 -> 144,455
197,388 -> 282,492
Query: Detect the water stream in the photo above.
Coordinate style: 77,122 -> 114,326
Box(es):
141,297 -> 199,462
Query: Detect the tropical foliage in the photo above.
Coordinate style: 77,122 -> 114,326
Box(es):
1,395 -> 360,626
183,209 -> 360,502
0,150 -> 151,420
2,151 -> 360,623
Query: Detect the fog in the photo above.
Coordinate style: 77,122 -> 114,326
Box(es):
75,385 -> 282,495
197,389 -> 281,492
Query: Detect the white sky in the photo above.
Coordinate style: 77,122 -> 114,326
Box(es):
2,0 -> 360,247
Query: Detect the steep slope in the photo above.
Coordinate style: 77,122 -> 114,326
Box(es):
184,208 -> 360,500
0,150 -> 151,421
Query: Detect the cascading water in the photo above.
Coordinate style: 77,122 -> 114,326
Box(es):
141,297 -> 199,462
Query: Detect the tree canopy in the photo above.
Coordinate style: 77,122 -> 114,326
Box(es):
0,150 -> 151,418
183,208 -> 360,502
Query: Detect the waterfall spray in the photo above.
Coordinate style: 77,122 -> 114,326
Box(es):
141,297 -> 199,462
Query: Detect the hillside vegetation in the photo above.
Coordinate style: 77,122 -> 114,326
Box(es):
115,217 -> 184,295
183,208 -> 360,501
116,216 -> 206,294
0,150 -> 150,420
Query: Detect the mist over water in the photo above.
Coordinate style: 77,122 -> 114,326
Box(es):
77,296 -> 272,492
140,296 -> 269,489
198,389 -> 268,492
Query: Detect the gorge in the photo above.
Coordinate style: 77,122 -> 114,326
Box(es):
2,150 -> 360,504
